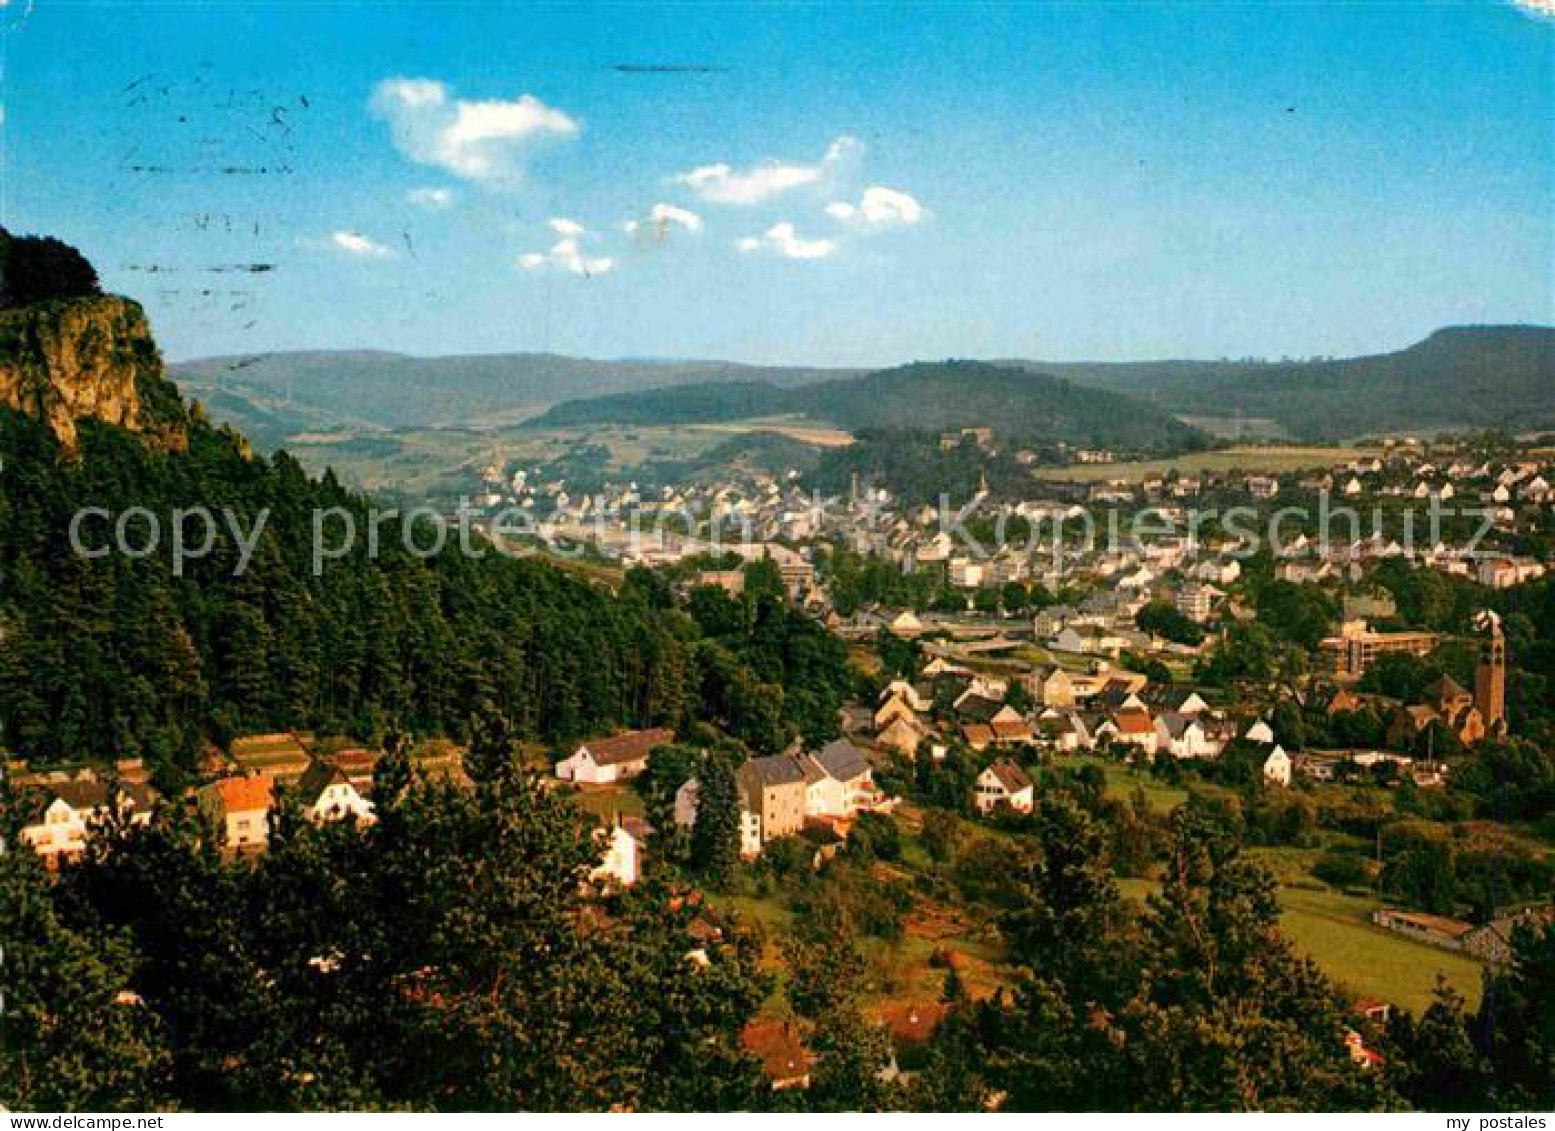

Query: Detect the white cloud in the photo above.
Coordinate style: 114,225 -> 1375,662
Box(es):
1511,0 -> 1555,18
652,203 -> 703,231
826,185 -> 926,231
370,77 -> 579,187
407,186 -> 454,210
736,221 -> 838,261
624,203 -> 704,239
674,135 -> 862,206
521,220 -> 614,277
330,230 -> 393,259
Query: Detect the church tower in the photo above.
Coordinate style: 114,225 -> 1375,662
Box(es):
1475,617 -> 1507,737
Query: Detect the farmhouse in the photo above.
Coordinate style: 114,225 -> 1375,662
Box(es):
554,727 -> 676,784
19,778 -> 159,865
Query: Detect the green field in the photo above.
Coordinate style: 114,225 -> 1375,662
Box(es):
1275,883 -> 1485,1013
683,416 -> 853,448
272,414 -> 850,503
564,782 -> 646,824
1119,859 -> 1487,1014
1071,755 -> 1191,815
1032,444 -> 1381,484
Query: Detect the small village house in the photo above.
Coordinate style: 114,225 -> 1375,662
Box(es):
19,778 -> 159,866
295,761 -> 376,825
554,726 -> 676,784
198,775 -> 277,853
1263,745 -> 1292,787
974,759 -> 1035,814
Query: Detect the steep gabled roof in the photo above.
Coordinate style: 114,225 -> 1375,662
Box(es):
991,718 -> 1033,741
295,760 -> 353,805
957,694 -> 1006,723
983,758 -> 1033,794
1424,674 -> 1471,707
1150,686 -> 1208,713
27,778 -> 158,815
812,738 -> 870,783
961,723 -> 995,749
1156,712 -> 1201,740
34,779 -> 110,811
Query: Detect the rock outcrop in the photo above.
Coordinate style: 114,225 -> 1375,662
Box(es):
0,294 -> 184,453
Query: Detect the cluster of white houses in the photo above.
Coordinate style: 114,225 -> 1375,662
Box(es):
870,655 -> 1268,765
9,731 -> 654,890
10,738 -> 379,869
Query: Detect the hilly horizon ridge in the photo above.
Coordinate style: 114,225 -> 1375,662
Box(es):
173,323 -> 1555,448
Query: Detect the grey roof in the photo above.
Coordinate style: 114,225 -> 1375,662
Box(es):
739,754 -> 809,790
1156,712 -> 1199,739
1096,684 -> 1139,711
812,738 -> 870,783
1149,686 -> 1204,712
957,694 -> 1006,723
31,779 -> 158,813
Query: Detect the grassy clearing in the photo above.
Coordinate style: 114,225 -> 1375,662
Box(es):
1067,755 -> 1190,815
1032,445 -> 1381,484
1120,853 -> 1487,1013
1275,884 -> 1485,1013
686,416 -> 854,448
282,421 -> 739,499
565,783 -> 645,824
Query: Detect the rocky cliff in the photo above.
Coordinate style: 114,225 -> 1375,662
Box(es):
0,294 -> 185,454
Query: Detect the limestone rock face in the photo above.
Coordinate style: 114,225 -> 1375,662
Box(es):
0,295 -> 182,453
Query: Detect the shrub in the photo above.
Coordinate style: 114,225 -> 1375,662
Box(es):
1313,850 -> 1370,890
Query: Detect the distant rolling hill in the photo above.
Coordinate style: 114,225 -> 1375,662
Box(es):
1011,325 -> 1555,440
531,360 -> 1205,451
170,350 -> 855,449
173,324 -> 1554,453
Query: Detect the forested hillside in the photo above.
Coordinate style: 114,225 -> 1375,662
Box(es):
533,361 -> 1207,451
0,294 -> 853,778
1027,325 -> 1555,439
176,326 -> 1553,455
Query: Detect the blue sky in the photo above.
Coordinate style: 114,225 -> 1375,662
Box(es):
1,2 -> 1550,365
